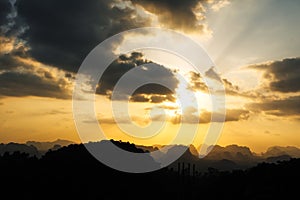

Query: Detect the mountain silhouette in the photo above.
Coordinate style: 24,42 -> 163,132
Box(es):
2,140 -> 300,172
0,140 -> 300,199
0,142 -> 39,157
263,146 -> 300,158
26,139 -> 74,152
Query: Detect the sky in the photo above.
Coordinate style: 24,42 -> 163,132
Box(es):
0,0 -> 300,153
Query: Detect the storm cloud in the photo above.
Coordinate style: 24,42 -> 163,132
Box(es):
245,57 -> 300,118
14,0 -> 151,72
130,0 -> 208,32
0,0 -> 11,28
250,57 -> 300,93
247,96 -> 300,117
0,0 -> 228,100
0,71 -> 71,99
98,52 -> 179,103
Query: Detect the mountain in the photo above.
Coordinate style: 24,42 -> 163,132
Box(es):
266,155 -> 292,163
132,143 -> 300,172
0,143 -> 39,157
263,146 -> 300,158
2,139 -> 300,172
1,142 -> 300,199
26,139 -> 74,152
203,144 -> 258,163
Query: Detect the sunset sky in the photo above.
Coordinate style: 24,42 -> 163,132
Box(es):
1,0 -> 300,153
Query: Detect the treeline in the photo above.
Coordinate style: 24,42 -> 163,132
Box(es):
0,141 -> 299,199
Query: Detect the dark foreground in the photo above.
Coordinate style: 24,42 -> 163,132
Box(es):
0,141 -> 299,200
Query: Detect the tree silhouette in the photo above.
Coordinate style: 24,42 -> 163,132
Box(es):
0,140 -> 299,199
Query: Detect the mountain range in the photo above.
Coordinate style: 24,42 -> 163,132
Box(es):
0,139 -> 74,157
1,139 -> 300,172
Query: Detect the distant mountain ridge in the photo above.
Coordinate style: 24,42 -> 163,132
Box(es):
1,140 -> 300,172
26,139 -> 74,152
263,146 -> 300,158
0,139 -> 74,157
0,142 -> 39,157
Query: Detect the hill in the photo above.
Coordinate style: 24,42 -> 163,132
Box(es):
0,141 -> 299,199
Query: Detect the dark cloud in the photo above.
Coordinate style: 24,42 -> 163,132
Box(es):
97,52 -> 151,95
43,71 -> 54,79
243,58 -> 300,118
0,53 -> 20,70
130,0 -> 208,32
98,52 -> 179,103
0,0 -> 225,100
133,83 -> 174,96
0,52 -> 31,70
15,0 -> 151,72
130,94 -> 149,103
0,0 -> 11,29
130,93 -> 176,104
0,0 -> 226,73
247,96 -> 300,117
250,57 -> 300,93
0,71 -> 70,99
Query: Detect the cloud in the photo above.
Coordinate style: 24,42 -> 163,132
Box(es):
187,71 -> 208,92
199,109 -> 250,123
0,0 -> 230,101
222,78 -> 241,96
0,53 -> 21,70
0,0 -> 11,28
0,70 -> 71,99
0,39 -> 74,99
130,0 -> 208,32
187,67 -> 224,92
247,96 -> 300,117
242,57 -> 300,118
0,0 -> 14,33
187,67 -> 269,99
210,0 -> 230,12
0,51 -> 31,70
130,93 -> 175,104
97,52 -> 151,95
223,109 -> 250,122
187,69 -> 243,96
205,67 -> 222,81
97,52 -> 179,103
89,107 -> 249,125
250,57 -> 300,93
170,108 -> 250,124
14,0 -> 151,72
1,0 -> 231,73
